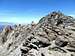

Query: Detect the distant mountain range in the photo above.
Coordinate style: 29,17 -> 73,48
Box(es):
0,22 -> 15,32
0,22 -> 14,25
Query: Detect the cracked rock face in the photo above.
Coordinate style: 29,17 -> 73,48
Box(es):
0,11 -> 75,56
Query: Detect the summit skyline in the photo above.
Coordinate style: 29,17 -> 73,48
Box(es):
0,0 -> 75,24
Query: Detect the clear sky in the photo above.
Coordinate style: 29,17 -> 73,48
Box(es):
0,0 -> 75,24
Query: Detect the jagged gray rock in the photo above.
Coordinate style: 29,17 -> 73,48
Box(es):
0,11 -> 75,56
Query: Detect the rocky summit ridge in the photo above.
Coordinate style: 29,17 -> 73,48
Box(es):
0,11 -> 75,56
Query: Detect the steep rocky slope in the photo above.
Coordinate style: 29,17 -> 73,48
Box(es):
0,11 -> 75,56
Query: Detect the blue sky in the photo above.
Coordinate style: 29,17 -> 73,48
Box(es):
0,0 -> 75,24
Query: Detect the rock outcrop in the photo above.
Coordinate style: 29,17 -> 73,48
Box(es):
0,11 -> 75,56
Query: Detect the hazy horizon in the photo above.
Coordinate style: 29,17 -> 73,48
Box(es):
0,0 -> 75,24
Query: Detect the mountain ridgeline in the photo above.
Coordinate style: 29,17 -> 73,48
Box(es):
0,11 -> 75,56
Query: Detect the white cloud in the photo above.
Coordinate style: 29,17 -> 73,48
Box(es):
69,15 -> 75,18
0,16 -> 40,24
